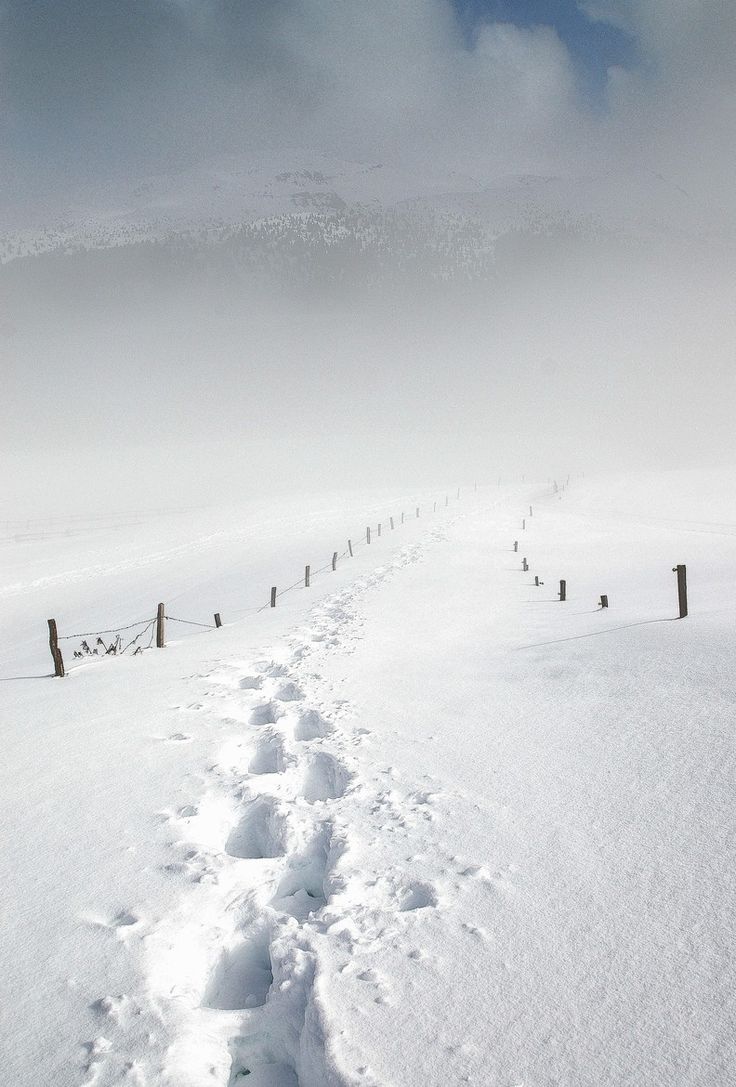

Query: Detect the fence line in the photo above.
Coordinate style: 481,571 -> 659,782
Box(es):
47,487 -> 469,677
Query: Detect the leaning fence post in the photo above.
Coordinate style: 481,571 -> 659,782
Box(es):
270,586 -> 277,608
305,565 -> 311,588
332,551 -> 338,571
214,613 -> 222,628
47,618 -> 65,677
156,603 -> 165,648
366,526 -> 371,545
672,565 -> 688,618
558,580 -> 566,602
348,539 -> 353,557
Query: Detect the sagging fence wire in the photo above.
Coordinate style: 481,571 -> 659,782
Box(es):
46,490 -> 469,678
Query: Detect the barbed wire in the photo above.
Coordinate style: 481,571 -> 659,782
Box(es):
59,617 -> 155,640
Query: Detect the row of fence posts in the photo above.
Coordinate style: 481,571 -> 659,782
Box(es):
46,490 -> 469,677
516,495 -> 688,619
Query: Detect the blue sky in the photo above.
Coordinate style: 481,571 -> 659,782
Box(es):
452,0 -> 637,100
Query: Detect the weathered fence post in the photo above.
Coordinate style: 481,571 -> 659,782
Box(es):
416,507 -> 420,518
156,603 -> 165,648
270,586 -> 277,608
214,613 -> 222,628
523,558 -> 528,572
522,518 -> 526,530
672,565 -> 688,618
514,540 -> 518,552
390,516 -> 395,530
332,551 -> 338,571
599,595 -> 608,609
305,565 -> 311,588
434,501 -> 437,513
378,523 -> 382,537
535,576 -> 539,587
559,580 -> 567,602
348,539 -> 353,557
401,512 -> 405,524
366,526 -> 371,545
529,505 -> 533,516
457,487 -> 460,499
47,619 -> 65,677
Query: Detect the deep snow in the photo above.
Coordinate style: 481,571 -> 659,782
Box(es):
1,472 -> 735,1086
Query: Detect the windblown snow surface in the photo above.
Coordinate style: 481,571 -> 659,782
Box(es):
1,472 -> 735,1086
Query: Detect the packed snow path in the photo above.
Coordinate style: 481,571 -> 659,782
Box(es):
2,475 -> 735,1085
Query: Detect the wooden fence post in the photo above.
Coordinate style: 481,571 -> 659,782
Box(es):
416,507 -> 420,518
271,586 -> 277,608
672,565 -> 688,618
445,496 -> 448,507
332,551 -> 338,571
305,565 -> 311,588
523,558 -> 528,572
401,512 -> 405,524
514,540 -> 518,552
433,501 -> 437,513
559,580 -> 566,602
378,523 -> 382,537
214,613 -> 222,628
366,526 -> 371,544
599,595 -> 608,609
390,517 -> 395,530
529,505 -> 533,516
47,619 -> 65,677
156,603 -> 165,648
348,539 -> 353,557
522,518 -> 526,530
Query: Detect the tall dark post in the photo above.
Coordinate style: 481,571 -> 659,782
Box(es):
514,540 -> 518,552
672,565 -> 688,618
270,586 -> 277,607
47,619 -> 65,677
559,580 -> 567,602
214,613 -> 222,628
348,539 -> 353,557
332,551 -> 338,571
522,557 -> 528,571
305,565 -> 311,588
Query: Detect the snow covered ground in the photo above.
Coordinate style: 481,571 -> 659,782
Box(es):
2,471 -> 735,1086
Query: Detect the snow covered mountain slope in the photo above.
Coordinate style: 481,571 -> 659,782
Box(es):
2,148 -> 725,266
2,470 -> 735,1085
